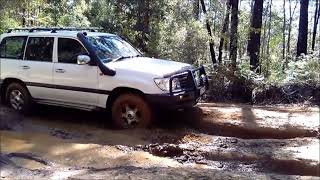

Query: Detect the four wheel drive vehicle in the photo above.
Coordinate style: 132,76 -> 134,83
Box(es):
0,27 -> 209,128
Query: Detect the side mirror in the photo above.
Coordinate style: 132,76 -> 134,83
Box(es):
77,55 -> 91,65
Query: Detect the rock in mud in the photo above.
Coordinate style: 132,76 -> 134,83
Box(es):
49,128 -> 92,140
217,163 -> 224,168
230,138 -> 238,144
147,143 -> 184,158
219,144 -> 228,149
115,145 -> 133,152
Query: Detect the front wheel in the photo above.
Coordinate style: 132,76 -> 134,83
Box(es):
111,93 -> 152,129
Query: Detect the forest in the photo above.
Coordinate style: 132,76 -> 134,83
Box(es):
0,0 -> 319,104
1,1 -> 320,179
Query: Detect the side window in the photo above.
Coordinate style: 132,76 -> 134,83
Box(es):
25,37 -> 54,62
58,38 -> 88,64
0,36 -> 27,59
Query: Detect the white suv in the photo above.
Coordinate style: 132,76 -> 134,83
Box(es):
0,28 -> 208,128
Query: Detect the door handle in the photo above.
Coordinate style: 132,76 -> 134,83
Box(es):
21,65 -> 30,70
55,69 -> 66,73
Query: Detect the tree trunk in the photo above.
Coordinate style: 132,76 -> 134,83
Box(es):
136,0 -> 150,53
250,0 -> 254,15
229,0 -> 239,71
319,19 -> 320,57
213,11 -> 217,35
282,0 -> 286,64
218,0 -> 231,63
193,0 -> 200,20
200,0 -> 217,64
266,0 -> 272,77
261,0 -> 270,70
287,0 -> 298,58
224,2 -> 230,52
247,0 -> 263,72
312,0 -> 320,51
22,8 -> 26,26
27,1 -> 30,26
53,0 -> 58,27
297,0 -> 309,56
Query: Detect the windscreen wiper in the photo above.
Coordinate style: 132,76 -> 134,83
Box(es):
112,56 -> 132,62
112,55 -> 142,62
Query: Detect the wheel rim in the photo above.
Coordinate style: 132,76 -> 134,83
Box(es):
121,103 -> 141,126
9,90 -> 24,111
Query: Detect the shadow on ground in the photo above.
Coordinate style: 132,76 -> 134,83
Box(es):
162,106 -> 319,139
1,103 -> 318,140
1,103 -> 319,177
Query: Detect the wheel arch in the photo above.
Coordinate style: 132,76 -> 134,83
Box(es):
106,87 -> 145,109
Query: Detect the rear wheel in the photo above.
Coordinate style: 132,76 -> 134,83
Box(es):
111,93 -> 152,129
6,83 -> 32,114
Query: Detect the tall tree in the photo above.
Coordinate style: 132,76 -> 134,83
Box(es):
213,11 -> 217,35
312,0 -> 320,51
229,0 -> 239,71
250,0 -> 255,15
193,0 -> 200,20
282,0 -> 286,63
218,0 -> 231,63
266,0 -> 272,77
136,0 -> 151,53
247,0 -> 263,72
200,0 -> 217,64
297,0 -> 309,56
261,0 -> 270,66
287,0 -> 299,56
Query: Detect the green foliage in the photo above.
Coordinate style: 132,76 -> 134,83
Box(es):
0,14 -> 19,34
284,54 -> 320,84
153,1 -> 209,65
0,0 -> 319,104
86,0 -> 208,65
234,53 -> 320,86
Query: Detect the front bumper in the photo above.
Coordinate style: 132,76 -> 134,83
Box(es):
146,66 -> 209,109
146,91 -> 197,109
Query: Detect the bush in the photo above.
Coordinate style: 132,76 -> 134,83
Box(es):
205,54 -> 320,105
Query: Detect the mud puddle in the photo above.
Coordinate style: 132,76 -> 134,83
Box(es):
133,133 -> 320,176
166,104 -> 320,139
1,103 -> 320,179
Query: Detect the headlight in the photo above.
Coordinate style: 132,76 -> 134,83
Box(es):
154,77 -> 181,92
172,78 -> 181,91
154,78 -> 170,91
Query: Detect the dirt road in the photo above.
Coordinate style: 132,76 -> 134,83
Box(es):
0,103 -> 319,179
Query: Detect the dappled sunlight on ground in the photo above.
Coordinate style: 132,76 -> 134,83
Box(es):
1,130 -> 182,170
200,103 -> 319,130
1,103 -> 319,178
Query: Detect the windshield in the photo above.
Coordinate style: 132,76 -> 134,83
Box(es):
88,36 -> 140,63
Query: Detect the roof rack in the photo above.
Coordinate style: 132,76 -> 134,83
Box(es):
7,27 -> 102,33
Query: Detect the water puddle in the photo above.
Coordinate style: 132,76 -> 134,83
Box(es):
10,157 -> 47,170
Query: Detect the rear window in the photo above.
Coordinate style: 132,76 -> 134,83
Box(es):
0,36 -> 27,59
25,37 -> 54,62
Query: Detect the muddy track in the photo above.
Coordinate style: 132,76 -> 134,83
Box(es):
1,103 -> 319,179
127,131 -> 320,177
173,105 -> 319,139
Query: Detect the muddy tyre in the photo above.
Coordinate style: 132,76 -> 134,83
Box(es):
111,93 -> 152,129
6,83 -> 33,114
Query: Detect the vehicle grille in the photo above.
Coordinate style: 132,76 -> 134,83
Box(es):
169,66 -> 208,94
178,73 -> 195,91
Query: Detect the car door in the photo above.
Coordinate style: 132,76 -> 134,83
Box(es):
20,36 -> 56,100
0,36 -> 27,83
52,37 -> 99,106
